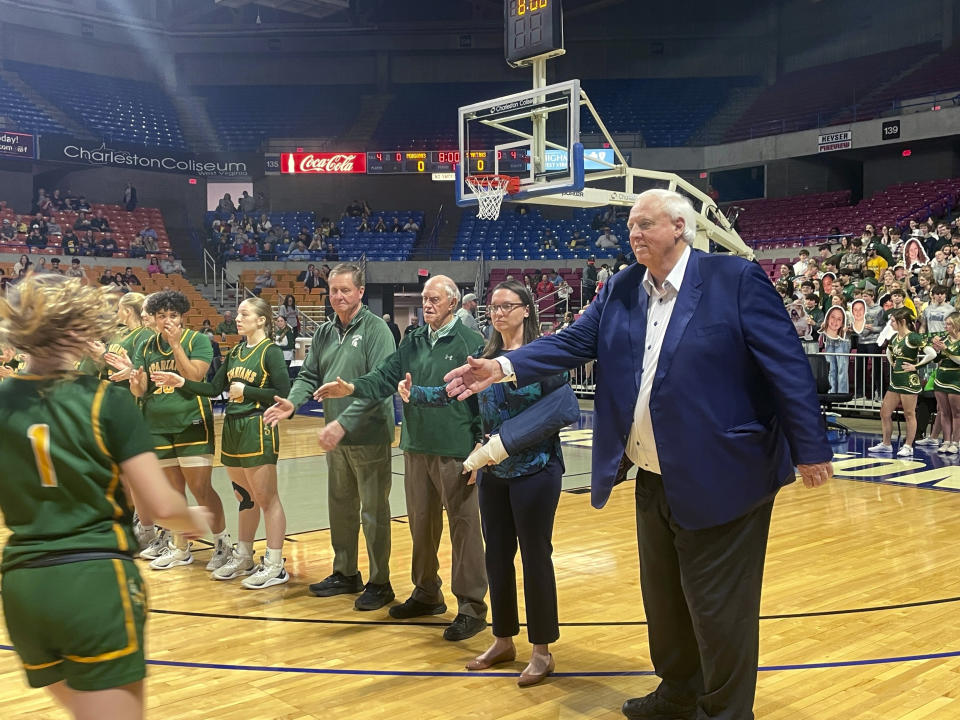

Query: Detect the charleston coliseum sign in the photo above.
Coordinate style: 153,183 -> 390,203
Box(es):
38,134 -> 262,177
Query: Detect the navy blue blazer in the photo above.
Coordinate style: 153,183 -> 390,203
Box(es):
505,249 -> 833,530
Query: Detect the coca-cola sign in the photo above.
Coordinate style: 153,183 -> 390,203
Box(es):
281,152 -> 367,174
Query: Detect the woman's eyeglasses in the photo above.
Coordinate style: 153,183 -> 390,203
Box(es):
488,303 -> 525,314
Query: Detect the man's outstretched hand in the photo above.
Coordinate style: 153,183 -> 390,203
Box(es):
444,357 -> 505,400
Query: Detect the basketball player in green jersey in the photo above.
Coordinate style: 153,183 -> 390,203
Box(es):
129,290 -> 230,571
0,273 -> 209,720
932,312 -> 960,454
152,297 -> 292,588
869,307 -> 937,457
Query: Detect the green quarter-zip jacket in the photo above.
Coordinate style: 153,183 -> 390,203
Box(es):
288,305 -> 395,446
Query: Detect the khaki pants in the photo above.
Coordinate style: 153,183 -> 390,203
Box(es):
325,443 -> 393,585
403,452 -> 488,620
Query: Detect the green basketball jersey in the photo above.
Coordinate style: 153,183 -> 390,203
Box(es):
223,338 -> 289,416
0,374 -> 153,572
888,332 -> 925,393
105,325 -> 151,388
134,328 -> 214,433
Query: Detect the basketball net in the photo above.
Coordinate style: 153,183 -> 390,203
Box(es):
465,174 -> 520,220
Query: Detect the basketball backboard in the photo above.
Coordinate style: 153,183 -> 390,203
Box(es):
455,79 -> 585,208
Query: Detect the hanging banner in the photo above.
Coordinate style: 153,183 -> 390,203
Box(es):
0,130 -> 35,160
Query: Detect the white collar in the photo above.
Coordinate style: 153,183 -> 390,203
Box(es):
642,245 -> 691,298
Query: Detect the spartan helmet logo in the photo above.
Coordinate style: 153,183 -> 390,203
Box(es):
351,334 -> 362,347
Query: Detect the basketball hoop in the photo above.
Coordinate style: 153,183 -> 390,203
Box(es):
465,174 -> 520,220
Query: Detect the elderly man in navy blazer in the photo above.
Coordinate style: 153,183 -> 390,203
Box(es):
445,188 -> 833,720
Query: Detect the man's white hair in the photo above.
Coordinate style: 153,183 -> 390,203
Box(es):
637,189 -> 698,245
430,276 -> 461,303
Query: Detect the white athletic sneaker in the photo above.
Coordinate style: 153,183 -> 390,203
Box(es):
938,443 -> 951,454
212,551 -> 256,580
205,538 -> 233,571
867,442 -> 894,454
915,437 -> 940,446
139,529 -> 170,560
896,445 -> 914,458
945,443 -> 959,455
150,544 -> 193,570
241,559 -> 289,589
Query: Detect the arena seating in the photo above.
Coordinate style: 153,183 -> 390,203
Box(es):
730,177 -> 960,246
484,265 -> 583,318
724,43 -> 939,142
452,206 -> 628,261
237,268 -> 325,310
0,200 -> 173,258
0,75 -> 66,135
205,209 -> 423,261
8,61 -> 187,149
197,85 -> 366,151
579,77 -> 757,146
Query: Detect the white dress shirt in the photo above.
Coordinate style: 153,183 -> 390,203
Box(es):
495,246 -> 691,477
626,246 -> 691,474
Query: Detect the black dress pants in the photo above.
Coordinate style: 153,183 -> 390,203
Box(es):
478,456 -> 562,644
635,470 -> 774,720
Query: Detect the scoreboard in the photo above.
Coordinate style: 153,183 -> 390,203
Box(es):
365,149 -> 529,175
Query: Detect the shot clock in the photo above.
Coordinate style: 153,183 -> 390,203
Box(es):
504,0 -> 565,67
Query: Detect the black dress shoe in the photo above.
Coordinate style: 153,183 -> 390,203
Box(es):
442,613 -> 487,641
309,571 -> 363,597
388,597 -> 447,619
354,582 -> 395,611
621,690 -> 696,720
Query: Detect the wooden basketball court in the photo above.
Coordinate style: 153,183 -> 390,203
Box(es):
2,409 -> 960,719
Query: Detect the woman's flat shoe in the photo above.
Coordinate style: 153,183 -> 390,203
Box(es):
465,648 -> 516,671
517,654 -> 555,687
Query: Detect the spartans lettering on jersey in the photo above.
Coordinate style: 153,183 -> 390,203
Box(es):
149,359 -> 180,373
227,366 -> 259,384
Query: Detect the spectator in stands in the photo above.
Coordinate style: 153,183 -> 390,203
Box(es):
160,257 -> 185,275
287,241 -> 311,261
142,230 -> 160,255
373,218 -> 387,233
583,257 -> 598,300
46,215 -> 62,236
820,306 -> 850,394
97,232 -> 118,257
26,228 -> 45,250
793,249 -> 810,277
46,258 -> 64,276
324,242 -> 339,262
74,212 -> 92,232
839,238 -> 865,272
123,267 -> 141,286
305,266 -> 329,293
556,280 -> 572,313
240,236 -> 259,260
535,273 -> 555,299
383,314 -> 402,347
595,227 -> 618,250
14,216 -> 27,234
239,191 -> 256,215
403,217 -> 420,233
307,234 -> 324,252
147,256 -> 162,275
818,243 -> 833,263
568,230 -> 586,249
1,218 -> 14,240
199,319 -> 216,340
389,217 -> 402,233
254,270 -> 276,295
456,293 -> 479,332
541,230 -> 556,250
126,233 -> 144,258
90,211 -> 111,233
277,295 -> 300,336
32,189 -> 52,216
218,193 -> 236,214
99,268 -> 114,286
76,196 -> 91,213
255,191 -> 268,212
930,249 -> 950,285
256,214 -> 272,233
297,264 -> 316,283
50,189 -> 65,211
29,213 -> 47,237
67,258 -> 83,279
597,263 -> 612,287
274,315 -> 296,366
404,317 -> 420,337
358,217 -> 371,232
110,272 -> 128,289
345,200 -> 369,218
216,311 -> 238,339
122,182 -> 137,211
865,242 -> 888,279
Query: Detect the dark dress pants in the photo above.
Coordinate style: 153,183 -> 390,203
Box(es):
478,455 -> 562,644
635,470 -> 774,720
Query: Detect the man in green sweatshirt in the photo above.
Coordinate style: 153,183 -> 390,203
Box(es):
315,275 -> 489,642
264,263 -> 397,611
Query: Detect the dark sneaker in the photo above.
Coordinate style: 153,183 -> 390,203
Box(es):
442,613 -> 487,641
354,582 -> 396,611
621,689 -> 696,720
309,571 -> 363,597
388,597 -> 447,619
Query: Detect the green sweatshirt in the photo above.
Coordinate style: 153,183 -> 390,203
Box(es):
349,317 -> 483,458
288,305 -> 395,446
